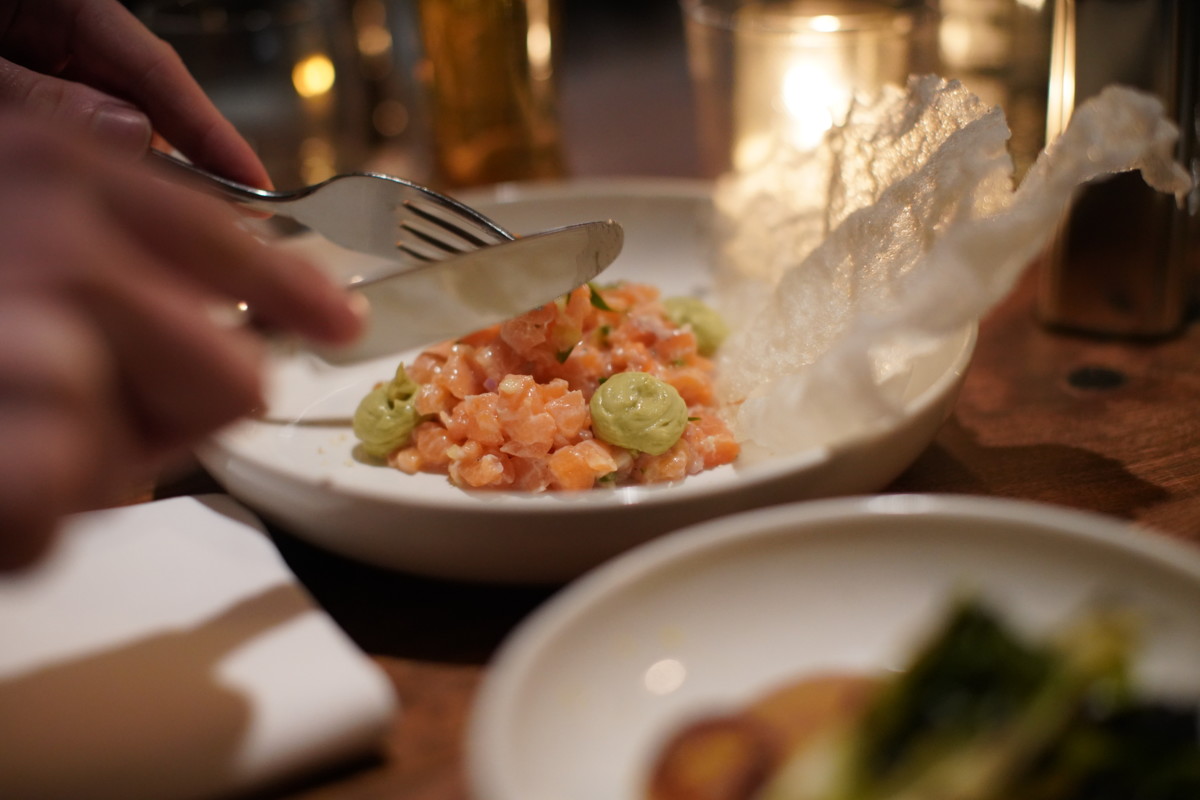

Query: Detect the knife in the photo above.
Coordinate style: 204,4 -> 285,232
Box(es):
314,218 -> 624,364
257,219 -> 624,422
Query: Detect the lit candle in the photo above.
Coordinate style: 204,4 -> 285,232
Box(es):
731,1 -> 914,171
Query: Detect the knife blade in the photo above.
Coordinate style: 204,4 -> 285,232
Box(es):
316,218 -> 623,363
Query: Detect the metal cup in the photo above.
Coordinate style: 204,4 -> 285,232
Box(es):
1038,0 -> 1199,338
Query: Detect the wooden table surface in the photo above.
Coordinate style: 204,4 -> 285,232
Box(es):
160,5 -> 1200,797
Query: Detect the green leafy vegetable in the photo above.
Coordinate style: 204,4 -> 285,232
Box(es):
589,282 -> 614,311
759,598 -> 1200,800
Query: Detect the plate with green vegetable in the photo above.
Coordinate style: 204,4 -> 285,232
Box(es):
197,181 -> 975,583
468,494 -> 1200,799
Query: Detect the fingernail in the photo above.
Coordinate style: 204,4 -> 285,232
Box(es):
348,291 -> 371,325
332,291 -> 370,343
91,104 -> 153,156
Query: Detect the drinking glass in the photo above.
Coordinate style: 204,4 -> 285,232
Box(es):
415,0 -> 567,188
680,0 -> 936,177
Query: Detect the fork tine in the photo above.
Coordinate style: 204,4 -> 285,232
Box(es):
393,194 -> 515,264
395,244 -> 436,263
400,200 -> 498,248
394,219 -> 475,262
398,222 -> 471,256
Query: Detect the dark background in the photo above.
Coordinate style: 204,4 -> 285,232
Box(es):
123,0 -> 698,179
559,0 -> 696,176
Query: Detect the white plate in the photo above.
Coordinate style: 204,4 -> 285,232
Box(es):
197,179 -> 976,584
467,495 -> 1200,800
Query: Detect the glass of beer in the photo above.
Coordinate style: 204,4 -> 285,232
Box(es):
416,0 -> 567,188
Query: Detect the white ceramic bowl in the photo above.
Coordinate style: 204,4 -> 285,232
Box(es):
468,494 -> 1200,799
197,180 -> 976,583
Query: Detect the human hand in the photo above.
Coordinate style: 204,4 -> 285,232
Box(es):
0,114 -> 364,569
0,0 -> 270,187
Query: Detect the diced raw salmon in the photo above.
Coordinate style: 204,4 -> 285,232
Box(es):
413,422 -> 457,468
549,439 -> 618,490
545,391 -> 589,445
684,414 -> 740,470
450,443 -> 510,488
668,366 -> 717,407
503,411 -> 557,458
501,303 -> 555,354
388,447 -> 422,474
441,346 -> 483,399
373,282 -> 739,490
637,444 -> 691,484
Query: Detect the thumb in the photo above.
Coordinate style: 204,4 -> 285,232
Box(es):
0,58 -> 152,158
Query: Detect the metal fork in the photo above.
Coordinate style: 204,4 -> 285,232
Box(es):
150,150 -> 516,266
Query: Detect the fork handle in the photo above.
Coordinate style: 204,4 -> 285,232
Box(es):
148,149 -> 290,213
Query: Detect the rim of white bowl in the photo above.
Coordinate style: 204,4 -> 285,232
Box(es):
204,179 -> 977,513
206,321 -> 973,513
466,493 -> 1200,800
456,175 -> 718,206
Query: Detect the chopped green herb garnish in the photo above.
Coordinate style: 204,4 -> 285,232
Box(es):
588,282 -> 614,311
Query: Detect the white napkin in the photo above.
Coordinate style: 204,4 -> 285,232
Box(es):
0,495 -> 398,800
